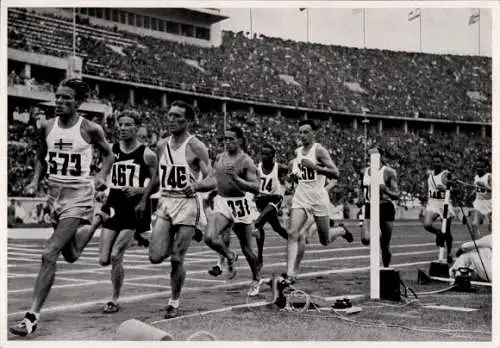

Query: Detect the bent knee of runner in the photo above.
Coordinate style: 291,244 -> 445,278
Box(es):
41,249 -> 59,264
422,217 -> 435,232
318,233 -> 330,246
99,255 -> 111,266
110,251 -> 124,265
62,250 -> 79,264
149,250 -> 167,264
170,253 -> 186,265
287,227 -> 301,241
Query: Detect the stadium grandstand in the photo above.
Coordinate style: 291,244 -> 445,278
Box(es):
7,6 -> 491,220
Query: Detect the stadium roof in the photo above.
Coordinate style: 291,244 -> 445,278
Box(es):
127,8 -> 229,23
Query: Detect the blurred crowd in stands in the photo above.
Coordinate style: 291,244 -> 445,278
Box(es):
7,7 -> 491,210
8,8 -> 491,122
8,100 -> 491,209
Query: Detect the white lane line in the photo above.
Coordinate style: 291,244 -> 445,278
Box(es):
8,260 -> 431,317
125,282 -> 170,290
7,247 -> 434,284
186,278 -> 226,283
187,241 -> 465,257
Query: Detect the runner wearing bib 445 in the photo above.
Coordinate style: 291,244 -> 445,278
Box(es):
470,158 -> 492,239
358,148 -> 399,268
422,155 -> 455,264
196,126 -> 262,297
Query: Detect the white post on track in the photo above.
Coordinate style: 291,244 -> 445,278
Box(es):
369,148 -> 381,299
438,189 -> 451,261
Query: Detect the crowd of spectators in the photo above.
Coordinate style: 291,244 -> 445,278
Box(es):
7,8 -> 492,122
8,98 -> 491,209
7,8 -> 492,207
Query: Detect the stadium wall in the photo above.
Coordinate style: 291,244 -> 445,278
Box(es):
8,196 -> 472,229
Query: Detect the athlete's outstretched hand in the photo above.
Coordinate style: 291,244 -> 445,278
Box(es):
24,182 -> 38,196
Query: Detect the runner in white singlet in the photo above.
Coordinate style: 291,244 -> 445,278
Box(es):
136,101 -> 211,319
10,78 -> 113,337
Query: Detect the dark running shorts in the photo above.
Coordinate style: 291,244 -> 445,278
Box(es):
102,189 -> 151,233
255,194 -> 284,212
364,201 -> 395,222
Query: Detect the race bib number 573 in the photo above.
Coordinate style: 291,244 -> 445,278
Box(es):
48,151 -> 82,176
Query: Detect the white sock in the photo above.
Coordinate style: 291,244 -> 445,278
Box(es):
168,298 -> 180,308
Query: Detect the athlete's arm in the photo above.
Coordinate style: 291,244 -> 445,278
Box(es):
233,158 -> 260,194
137,138 -> 165,208
26,120 -> 49,193
307,145 -> 339,179
194,153 -> 219,192
277,163 -> 289,184
357,169 -> 365,206
87,121 -> 113,190
459,234 -> 492,253
325,178 -> 337,193
188,138 -> 214,194
191,138 -> 212,180
381,168 -> 400,200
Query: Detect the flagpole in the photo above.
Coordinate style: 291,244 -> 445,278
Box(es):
73,8 -> 76,55
419,9 -> 422,52
306,8 -> 310,42
250,9 -> 253,38
362,9 -> 366,48
478,8 -> 481,55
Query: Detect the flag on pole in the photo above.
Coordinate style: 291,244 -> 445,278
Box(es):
299,8 -> 306,12
352,9 -> 362,15
408,8 -> 421,21
469,9 -> 480,25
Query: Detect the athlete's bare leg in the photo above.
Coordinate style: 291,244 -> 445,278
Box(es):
286,208 -> 309,279
170,226 -> 195,302
31,217 -> 83,314
149,215 -> 174,264
470,210 -> 484,240
204,213 -> 237,277
99,228 -> 134,309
